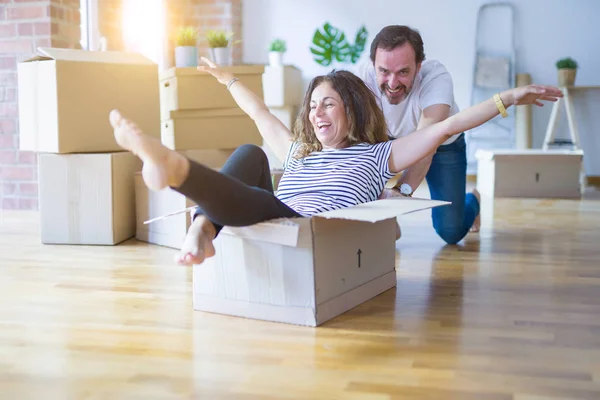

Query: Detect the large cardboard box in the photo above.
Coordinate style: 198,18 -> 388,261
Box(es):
475,149 -> 584,199
38,152 -> 141,245
193,198 -> 449,326
17,47 -> 160,154
135,149 -> 235,249
159,65 -> 265,120
161,109 -> 262,151
262,65 -> 304,107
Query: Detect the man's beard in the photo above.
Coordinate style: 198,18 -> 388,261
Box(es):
380,84 -> 411,105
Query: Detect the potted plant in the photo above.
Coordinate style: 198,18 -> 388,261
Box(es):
268,38 -> 286,66
175,26 -> 198,67
206,30 -> 239,66
556,57 -> 578,87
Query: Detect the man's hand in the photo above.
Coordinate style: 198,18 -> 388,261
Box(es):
395,103 -> 451,191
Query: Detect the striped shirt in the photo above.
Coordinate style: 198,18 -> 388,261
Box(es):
276,141 -> 395,217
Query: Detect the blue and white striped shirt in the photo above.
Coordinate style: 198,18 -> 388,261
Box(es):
276,141 -> 395,217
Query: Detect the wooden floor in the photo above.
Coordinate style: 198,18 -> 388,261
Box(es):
1,187 -> 600,399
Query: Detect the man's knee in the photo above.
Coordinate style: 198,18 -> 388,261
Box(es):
435,227 -> 465,245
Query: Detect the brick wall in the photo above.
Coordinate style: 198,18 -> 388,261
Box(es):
163,0 -> 243,69
1,0 -> 242,210
0,0 -> 81,210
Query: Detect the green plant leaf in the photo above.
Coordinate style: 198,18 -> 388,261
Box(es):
310,22 -> 350,66
347,25 -> 368,64
176,26 -> 198,47
556,57 -> 578,69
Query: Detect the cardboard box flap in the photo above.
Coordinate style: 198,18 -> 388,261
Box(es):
475,148 -> 584,161
314,198 -> 451,223
221,218 -> 301,247
22,55 -> 50,62
21,47 -> 155,65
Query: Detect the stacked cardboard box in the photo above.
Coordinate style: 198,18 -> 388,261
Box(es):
17,47 -> 160,245
133,65 -> 267,249
158,66 -> 265,151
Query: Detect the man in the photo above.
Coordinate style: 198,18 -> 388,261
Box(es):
354,25 -> 480,245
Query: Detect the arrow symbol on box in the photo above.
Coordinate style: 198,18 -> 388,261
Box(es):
357,249 -> 362,268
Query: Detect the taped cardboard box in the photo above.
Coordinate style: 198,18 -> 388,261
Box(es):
475,149 -> 584,199
161,108 -> 262,151
193,198 -> 449,327
135,149 -> 235,249
159,65 -> 265,120
17,47 -> 160,154
262,65 -> 304,107
38,152 -> 141,245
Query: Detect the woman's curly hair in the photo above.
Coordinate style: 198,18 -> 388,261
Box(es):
291,70 -> 389,158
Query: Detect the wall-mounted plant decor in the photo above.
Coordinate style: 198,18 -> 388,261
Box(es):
310,22 -> 368,67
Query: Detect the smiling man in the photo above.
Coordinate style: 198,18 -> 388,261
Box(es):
354,25 -> 480,245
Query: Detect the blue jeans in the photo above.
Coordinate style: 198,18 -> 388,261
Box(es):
425,134 -> 479,245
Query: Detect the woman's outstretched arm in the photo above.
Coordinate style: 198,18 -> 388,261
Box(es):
388,85 -> 563,173
197,57 -> 293,162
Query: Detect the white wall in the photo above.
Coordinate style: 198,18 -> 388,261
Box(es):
243,0 -> 600,175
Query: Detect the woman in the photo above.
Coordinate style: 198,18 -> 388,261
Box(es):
109,57 -> 562,265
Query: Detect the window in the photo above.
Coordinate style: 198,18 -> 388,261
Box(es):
80,0 -> 101,51
80,0 -> 165,69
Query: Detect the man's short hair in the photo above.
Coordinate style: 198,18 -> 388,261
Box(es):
370,25 -> 426,64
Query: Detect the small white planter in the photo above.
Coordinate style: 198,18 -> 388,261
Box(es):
175,46 -> 198,67
210,47 -> 231,66
269,51 -> 283,66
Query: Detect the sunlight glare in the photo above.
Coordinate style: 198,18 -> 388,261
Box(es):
121,0 -> 164,66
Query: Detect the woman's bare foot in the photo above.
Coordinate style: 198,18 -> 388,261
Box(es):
470,188 -> 481,233
109,109 -> 189,191
176,216 -> 217,265
396,222 -> 402,240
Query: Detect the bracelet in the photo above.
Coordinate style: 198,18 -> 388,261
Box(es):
226,77 -> 239,90
493,93 -> 508,118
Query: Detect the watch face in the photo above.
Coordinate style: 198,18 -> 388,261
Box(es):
400,184 -> 412,195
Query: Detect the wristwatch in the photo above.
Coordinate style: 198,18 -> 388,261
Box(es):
399,183 -> 413,197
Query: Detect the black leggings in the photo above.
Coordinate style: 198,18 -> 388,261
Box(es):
174,144 -> 301,236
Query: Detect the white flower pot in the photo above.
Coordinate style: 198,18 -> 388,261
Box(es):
210,47 -> 231,66
175,46 -> 198,67
269,51 -> 283,66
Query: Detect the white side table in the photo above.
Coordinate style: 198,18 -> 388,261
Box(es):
542,86 -> 600,150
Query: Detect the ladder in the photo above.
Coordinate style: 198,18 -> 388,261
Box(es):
466,2 -> 517,173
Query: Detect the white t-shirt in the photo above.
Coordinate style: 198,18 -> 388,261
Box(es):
353,58 -> 461,145
276,141 -> 395,217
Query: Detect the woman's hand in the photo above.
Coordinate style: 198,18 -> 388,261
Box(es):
197,56 -> 235,85
506,84 -> 563,107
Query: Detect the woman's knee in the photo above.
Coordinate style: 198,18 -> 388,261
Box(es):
233,143 -> 267,161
